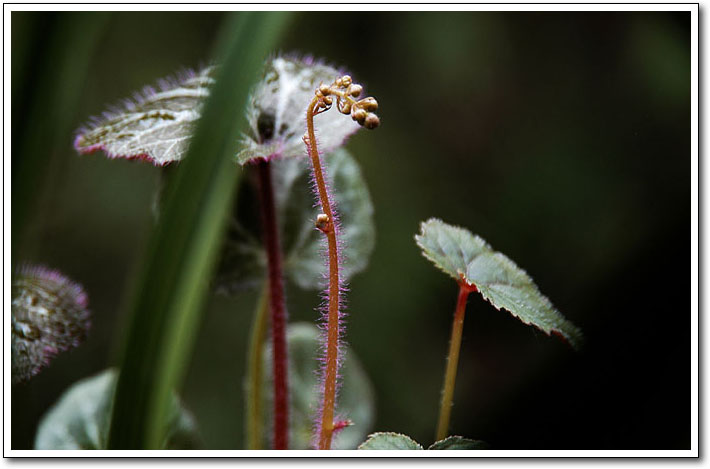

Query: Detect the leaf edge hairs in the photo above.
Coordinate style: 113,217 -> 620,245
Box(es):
12,264 -> 91,384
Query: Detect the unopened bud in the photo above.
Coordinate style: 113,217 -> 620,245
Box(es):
315,214 -> 331,232
319,83 -> 331,96
358,97 -> 378,112
348,84 -> 363,97
364,113 -> 380,129
352,108 -> 367,124
340,75 -> 352,87
340,101 -> 352,115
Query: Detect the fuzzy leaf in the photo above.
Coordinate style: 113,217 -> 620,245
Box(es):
34,369 -> 199,450
74,67 -> 215,166
216,147 -> 375,292
358,432 -> 423,450
415,218 -> 583,349
236,55 -> 360,165
260,323 -> 375,449
428,436 -> 489,450
12,265 -> 90,384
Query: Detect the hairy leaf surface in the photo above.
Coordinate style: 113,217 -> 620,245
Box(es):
74,67 -> 215,166
216,147 -> 375,292
260,323 -> 375,449
34,369 -> 198,450
428,435 -> 489,450
358,432 -> 423,450
415,218 -> 583,348
236,55 -> 360,165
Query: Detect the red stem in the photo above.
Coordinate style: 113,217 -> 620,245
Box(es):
306,98 -> 341,450
256,160 -> 289,450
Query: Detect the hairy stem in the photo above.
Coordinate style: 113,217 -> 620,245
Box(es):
245,283 -> 269,450
306,99 -> 341,450
436,283 -> 475,441
256,160 -> 289,450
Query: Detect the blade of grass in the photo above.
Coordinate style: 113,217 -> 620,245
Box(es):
107,12 -> 292,449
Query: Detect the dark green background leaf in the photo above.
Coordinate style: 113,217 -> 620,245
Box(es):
260,323 -> 375,449
217,147 -> 375,292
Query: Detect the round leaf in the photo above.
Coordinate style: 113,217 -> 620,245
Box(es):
358,432 -> 423,450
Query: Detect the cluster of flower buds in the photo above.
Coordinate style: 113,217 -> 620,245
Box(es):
314,75 -> 380,129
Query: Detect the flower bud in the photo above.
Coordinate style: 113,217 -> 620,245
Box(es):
358,97 -> 378,112
364,113 -> 380,129
340,75 -> 352,87
348,84 -> 363,97
319,83 -> 331,96
352,108 -> 367,124
315,214 -> 331,232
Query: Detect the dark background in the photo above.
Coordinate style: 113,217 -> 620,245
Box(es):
11,11 -> 690,449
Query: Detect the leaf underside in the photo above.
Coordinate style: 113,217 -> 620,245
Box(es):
236,55 -> 360,165
34,369 -> 199,450
260,323 -> 375,450
216,147 -> 375,292
415,218 -> 583,349
74,67 -> 215,166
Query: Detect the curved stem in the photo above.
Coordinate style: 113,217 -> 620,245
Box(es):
245,283 -> 269,450
435,283 -> 474,441
256,160 -> 289,450
306,98 -> 341,450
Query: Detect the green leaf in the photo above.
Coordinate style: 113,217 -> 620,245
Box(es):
35,369 -> 198,450
260,323 -> 375,449
74,67 -> 216,166
358,432 -> 423,450
428,436 -> 489,450
216,147 -> 375,292
415,218 -> 583,349
107,12 -> 292,449
236,56 -> 360,165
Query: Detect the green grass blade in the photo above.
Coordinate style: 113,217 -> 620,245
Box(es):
107,12 -> 292,449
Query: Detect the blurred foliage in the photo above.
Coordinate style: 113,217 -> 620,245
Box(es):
12,11 -> 690,450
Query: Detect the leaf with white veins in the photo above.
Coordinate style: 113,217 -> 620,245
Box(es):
236,55 -> 360,165
415,218 -> 583,349
74,67 -> 216,166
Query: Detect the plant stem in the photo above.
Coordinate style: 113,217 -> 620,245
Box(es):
256,160 -> 289,450
435,282 -> 475,442
245,283 -> 269,450
306,98 -> 341,450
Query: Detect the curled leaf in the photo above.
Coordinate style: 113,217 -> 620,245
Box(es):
74,67 -> 216,166
12,265 -> 90,384
260,323 -> 375,449
34,369 -> 199,449
236,55 -> 360,165
216,147 -> 375,292
415,218 -> 583,349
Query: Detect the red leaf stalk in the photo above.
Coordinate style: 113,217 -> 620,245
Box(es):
256,160 -> 289,450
